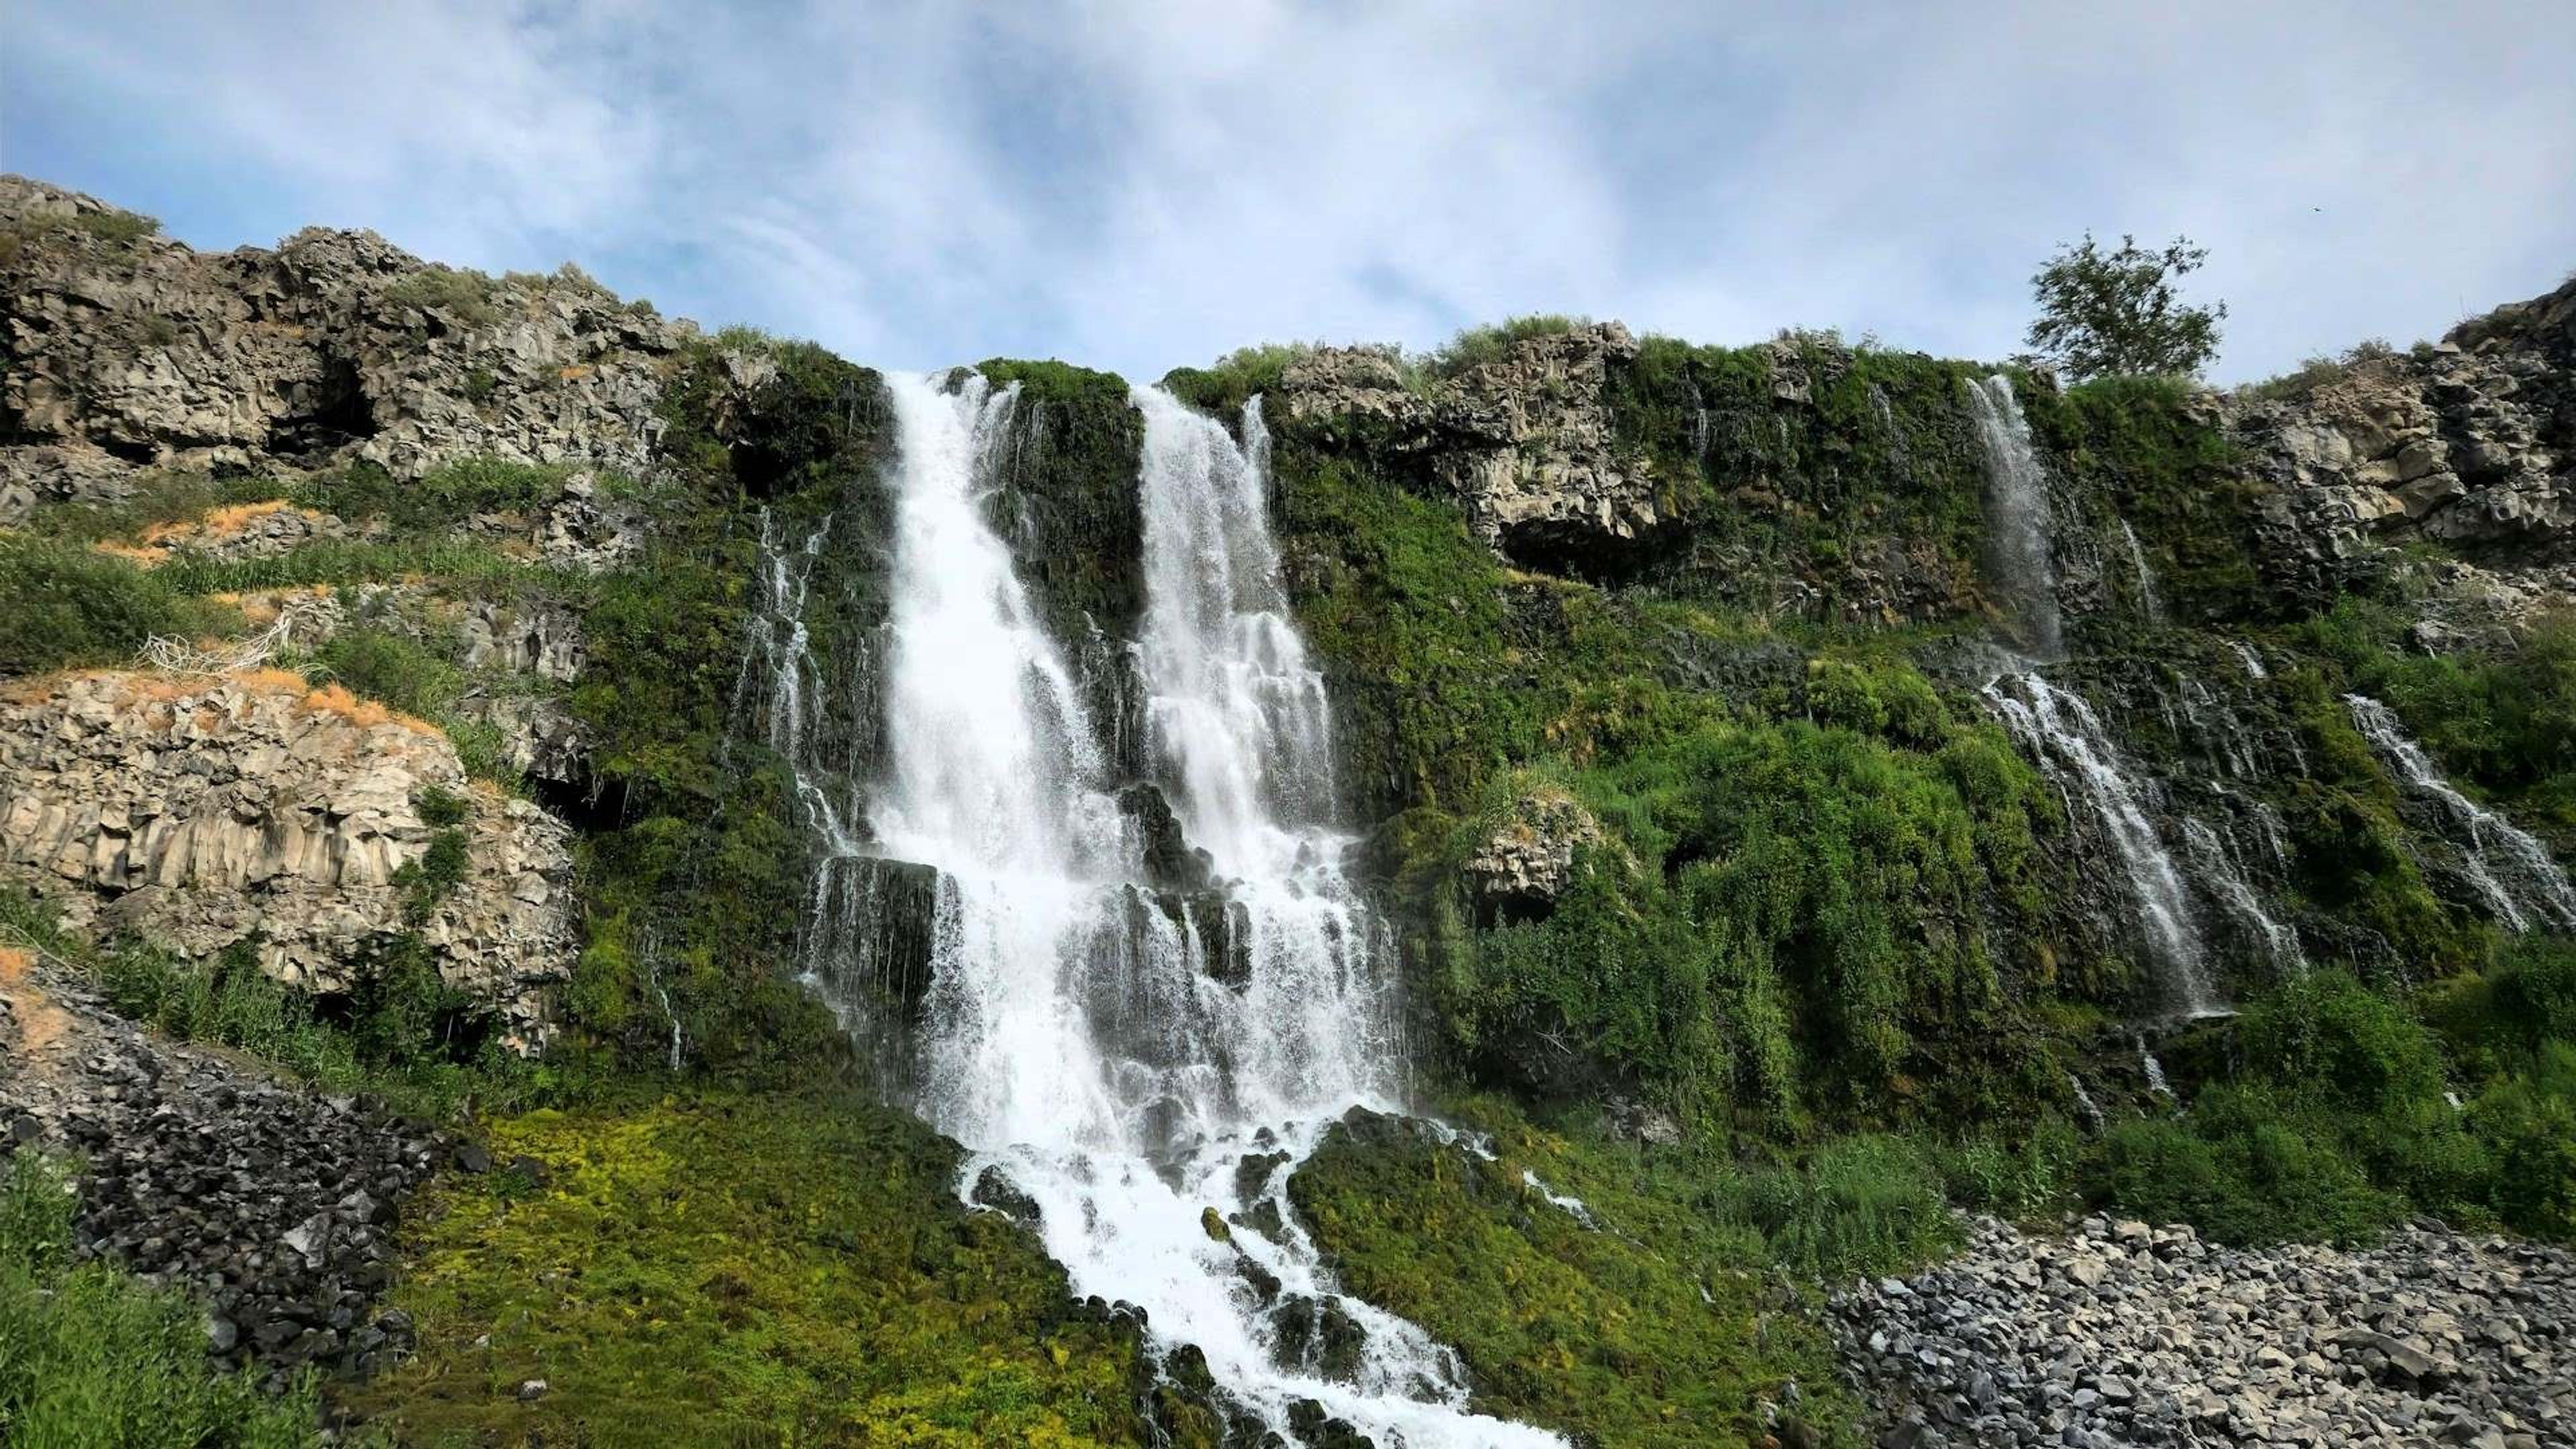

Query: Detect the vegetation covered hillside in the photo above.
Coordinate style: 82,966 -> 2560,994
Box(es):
5,173 -> 2575,1447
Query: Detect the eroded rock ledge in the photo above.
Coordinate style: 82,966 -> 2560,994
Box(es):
0,669 -> 573,1040
1277,323 -> 1663,570
1,172 -> 688,522
2238,273 -> 2576,604
1838,1214 -> 2573,1448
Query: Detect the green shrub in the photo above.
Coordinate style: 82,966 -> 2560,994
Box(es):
17,473 -> 288,545
1935,1114 -> 2084,1221
2235,968 -> 2446,1117
2467,1042 -> 2576,1237
1713,1134 -> 1961,1279
1427,314 -> 1591,378
0,535 -> 222,675
2096,1084 -> 2400,1246
381,265 -> 501,328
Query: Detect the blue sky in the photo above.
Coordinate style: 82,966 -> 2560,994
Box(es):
7,2 -> 2573,383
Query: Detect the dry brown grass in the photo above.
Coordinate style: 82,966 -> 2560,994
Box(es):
0,943 -> 75,1060
98,499 -> 320,567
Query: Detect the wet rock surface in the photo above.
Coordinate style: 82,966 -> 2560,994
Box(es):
0,939 -> 447,1387
1837,1214 -> 2575,1448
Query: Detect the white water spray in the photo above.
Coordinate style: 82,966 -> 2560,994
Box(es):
1984,673 -> 2224,1018
854,372 -> 1560,1444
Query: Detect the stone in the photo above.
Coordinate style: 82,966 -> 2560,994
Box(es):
0,176 -> 688,511
1835,1215 -> 2574,1449
0,671 -> 575,1044
1458,790 -> 1609,925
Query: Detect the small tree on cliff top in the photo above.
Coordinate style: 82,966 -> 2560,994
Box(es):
2025,233 -> 2226,380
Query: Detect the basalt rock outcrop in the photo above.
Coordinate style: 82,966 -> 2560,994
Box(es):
2235,274 -> 2576,608
0,173 -> 688,521
1460,789 -> 1607,926
1277,323 -> 1663,570
0,670 -> 574,1042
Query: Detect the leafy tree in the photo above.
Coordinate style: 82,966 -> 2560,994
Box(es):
2024,233 -> 2226,380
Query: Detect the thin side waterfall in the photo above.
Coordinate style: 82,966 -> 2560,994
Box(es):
2180,818 -> 2301,968
849,372 -> 1559,1445
2118,519 -> 2165,625
1984,673 -> 2224,1018
1965,374 -> 2063,661
2347,695 -> 2576,932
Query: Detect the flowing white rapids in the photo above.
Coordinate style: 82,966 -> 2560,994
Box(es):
857,371 -> 1561,1445
2346,694 -> 2576,932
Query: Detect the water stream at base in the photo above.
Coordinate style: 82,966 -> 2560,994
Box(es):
839,372 -> 1561,1445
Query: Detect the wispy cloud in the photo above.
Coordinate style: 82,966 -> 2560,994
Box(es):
7,1 -> 2571,382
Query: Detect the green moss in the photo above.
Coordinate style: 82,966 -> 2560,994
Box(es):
975,358 -> 1148,638
1160,342 -> 1325,416
2021,374 -> 2262,623
1605,337 -> 1994,615
350,1093 -> 1146,1446
1285,1102 -> 1878,1447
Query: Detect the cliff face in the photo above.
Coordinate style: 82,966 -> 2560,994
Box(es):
2,171 -> 2571,1112
0,670 -> 573,1043
2235,274 -> 2576,614
0,174 -> 684,523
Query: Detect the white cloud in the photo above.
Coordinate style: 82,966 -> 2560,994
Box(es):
7,0 -> 2571,381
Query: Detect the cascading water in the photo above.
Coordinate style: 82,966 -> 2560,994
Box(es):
2347,694 -> 2576,932
2118,520 -> 2165,625
1983,673 -> 2224,1018
1966,372 -> 2242,1018
827,370 -> 1560,1445
1965,374 -> 2063,661
2179,818 -> 2301,968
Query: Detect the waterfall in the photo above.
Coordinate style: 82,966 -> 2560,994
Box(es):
831,372 -> 1560,1445
1984,672 -> 2224,1019
2229,640 -> 2269,680
2118,520 -> 2165,625
1965,374 -> 2063,659
2138,1038 -> 2174,1098
2179,818 -> 2301,968
2067,1072 -> 2106,1132
2346,695 -> 2576,932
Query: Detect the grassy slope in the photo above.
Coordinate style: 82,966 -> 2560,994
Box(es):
345,1093 -> 1145,1447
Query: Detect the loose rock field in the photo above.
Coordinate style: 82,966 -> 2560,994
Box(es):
1837,1214 -> 2574,1448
